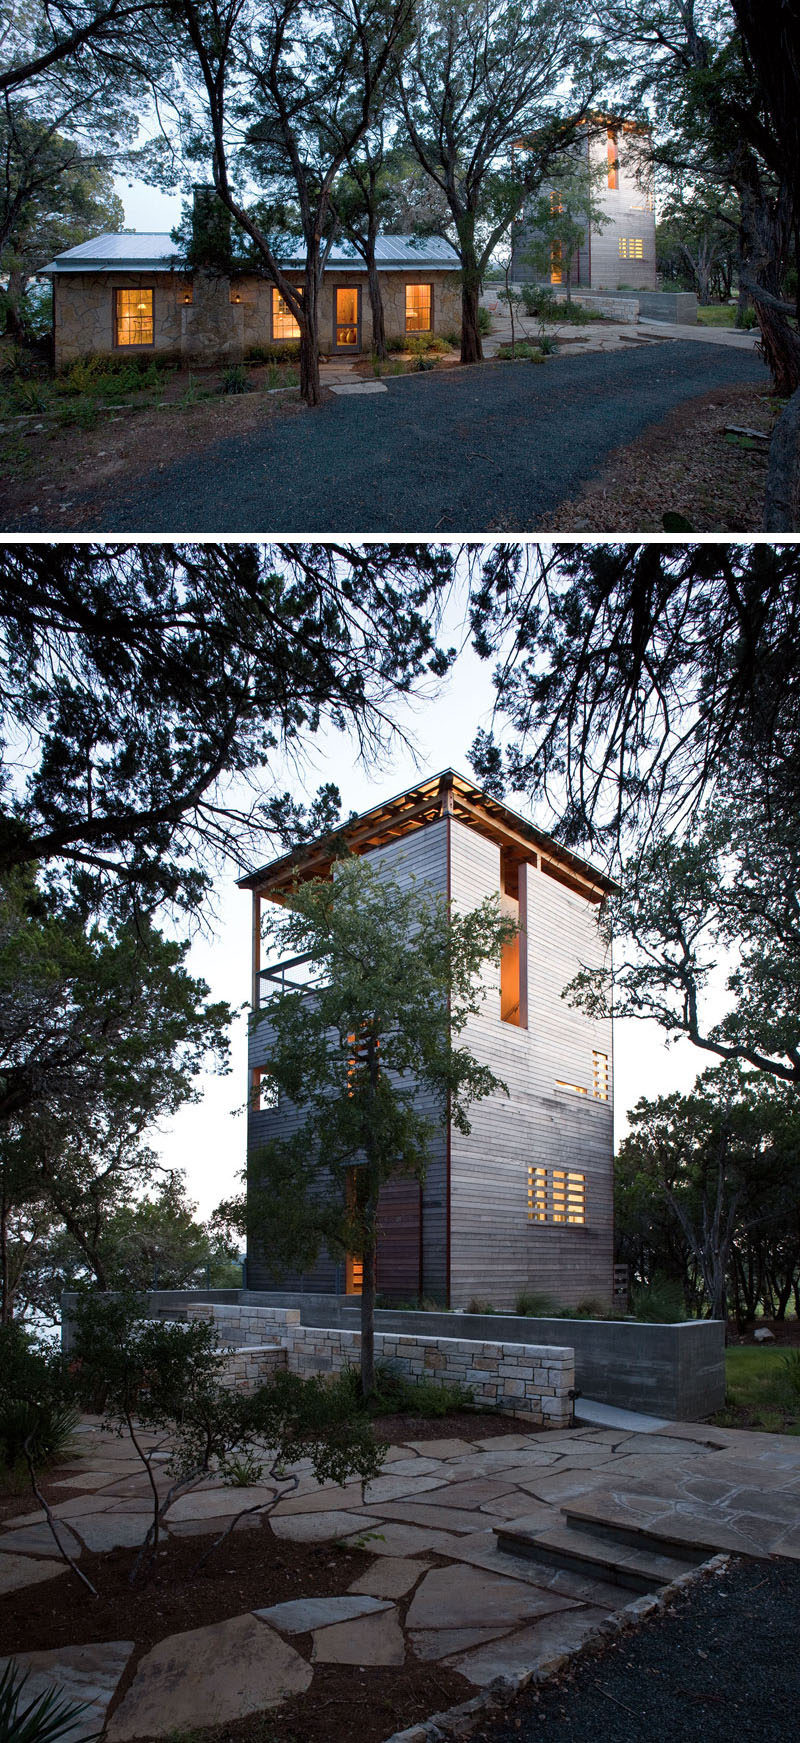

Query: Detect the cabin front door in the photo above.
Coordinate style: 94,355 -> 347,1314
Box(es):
334,286 -> 361,352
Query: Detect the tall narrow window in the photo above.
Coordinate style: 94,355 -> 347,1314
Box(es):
592,1050 -> 609,1101
250,1067 -> 278,1111
501,851 -> 527,1026
272,286 -> 301,340
607,128 -> 619,190
115,288 -> 153,346
345,1166 -> 363,1294
527,1166 -> 547,1224
405,283 -> 432,331
550,241 -> 563,285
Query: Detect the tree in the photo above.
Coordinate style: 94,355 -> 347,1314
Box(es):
469,542 -> 800,855
617,1063 -> 800,1322
229,855 -> 516,1394
0,868 -> 231,1320
170,0 -> 416,405
331,123 -> 395,360
94,1174 -> 241,1290
569,796 -> 800,1088
0,0 -> 156,96
396,0 -> 598,362
0,117 -> 123,335
655,187 -> 740,304
0,543 -> 456,913
517,155 -> 609,304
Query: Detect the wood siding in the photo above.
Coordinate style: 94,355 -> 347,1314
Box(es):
448,818 -> 613,1310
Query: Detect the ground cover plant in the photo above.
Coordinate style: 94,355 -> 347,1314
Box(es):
712,1343 -> 800,1434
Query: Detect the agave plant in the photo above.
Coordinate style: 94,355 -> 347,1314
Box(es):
0,1660 -> 98,1743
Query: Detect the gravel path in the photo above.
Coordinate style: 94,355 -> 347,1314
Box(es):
475,1558 -> 800,1743
72,342 -> 767,533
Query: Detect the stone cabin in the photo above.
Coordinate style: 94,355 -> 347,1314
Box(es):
512,118 -> 657,294
39,231 -> 462,370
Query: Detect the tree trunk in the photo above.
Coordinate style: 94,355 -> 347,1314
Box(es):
459,223 -> 483,363
366,254 -> 387,360
299,262 -> 322,406
753,295 -> 800,397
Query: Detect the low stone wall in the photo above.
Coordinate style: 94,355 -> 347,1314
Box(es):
220,1342 -> 287,1393
186,1304 -> 574,1427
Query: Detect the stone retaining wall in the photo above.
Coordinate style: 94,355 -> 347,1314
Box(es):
219,1342 -> 287,1393
186,1304 -> 574,1427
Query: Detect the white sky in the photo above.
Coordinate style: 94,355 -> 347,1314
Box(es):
153,587 -> 707,1220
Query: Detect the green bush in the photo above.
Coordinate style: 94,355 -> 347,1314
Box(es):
515,1289 -> 558,1317
405,333 -> 450,356
0,1326 -> 78,1474
467,1297 -> 495,1314
0,1660 -> 95,1743
245,341 -> 301,363
335,1358 -> 472,1419
495,342 -> 548,362
441,329 -> 462,348
477,305 -> 491,335
221,364 -> 249,395
781,1349 -> 800,1401
520,286 -> 602,324
629,1273 -> 686,1323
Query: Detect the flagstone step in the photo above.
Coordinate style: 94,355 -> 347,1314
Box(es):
493,1520 -> 699,1595
562,1494 -> 755,1562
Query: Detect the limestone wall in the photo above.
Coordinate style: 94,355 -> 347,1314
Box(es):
186,1303 -> 574,1427
52,267 -> 462,366
220,1342 -> 287,1393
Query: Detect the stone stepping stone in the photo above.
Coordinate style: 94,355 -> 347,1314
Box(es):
270,1509 -> 375,1543
329,382 -> 388,395
0,1553 -> 70,1595
403,1439 -> 476,1459
255,1595 -> 390,1632
348,1556 -> 429,1599
311,1607 -> 404,1665
0,1521 -> 83,1559
0,1641 -> 134,1741
341,1521 -> 469,1559
445,1605 -> 611,1686
106,1616 -> 311,1740
360,1473 -> 447,1505
406,1564 -> 579,1633
364,1500 -> 498,1535
410,1623 -> 515,1661
168,1485 -> 276,1522
69,1514 -> 157,1554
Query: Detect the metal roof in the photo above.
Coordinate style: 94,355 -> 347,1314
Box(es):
39,231 -> 461,276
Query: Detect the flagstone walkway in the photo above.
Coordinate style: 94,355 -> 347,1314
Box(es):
2,1416 -> 800,1741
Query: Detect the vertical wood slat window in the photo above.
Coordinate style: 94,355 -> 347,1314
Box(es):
592,1050 -> 609,1100
607,128 -> 619,190
272,287 -> 301,339
405,283 -> 432,331
527,1166 -> 586,1225
527,1166 -> 547,1223
115,288 -> 153,346
618,237 -> 644,259
550,241 -> 563,285
552,1170 -> 586,1225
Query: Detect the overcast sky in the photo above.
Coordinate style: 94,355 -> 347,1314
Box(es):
151,576 -> 708,1221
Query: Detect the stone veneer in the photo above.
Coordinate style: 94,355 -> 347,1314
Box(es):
187,1304 -> 574,1428
52,267 -> 462,368
220,1342 -> 287,1393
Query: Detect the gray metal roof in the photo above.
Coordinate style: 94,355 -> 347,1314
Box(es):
38,230 -> 461,276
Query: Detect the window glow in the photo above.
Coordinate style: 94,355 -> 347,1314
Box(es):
116,287 -> 153,346
272,287 -> 301,339
618,237 -> 644,259
550,241 -> 563,285
607,129 -> 619,191
592,1050 -> 609,1100
405,283 -> 432,331
527,1166 -> 586,1225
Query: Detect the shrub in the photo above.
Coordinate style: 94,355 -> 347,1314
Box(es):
405,333 -> 450,356
496,342 -> 547,362
334,1358 -> 472,1419
477,305 -> 492,335
245,341 -> 301,363
0,1660 -> 95,1743
515,1290 -> 558,1318
441,328 -> 461,349
0,1326 -> 79,1475
629,1273 -> 686,1323
221,364 -> 249,394
781,1349 -> 800,1402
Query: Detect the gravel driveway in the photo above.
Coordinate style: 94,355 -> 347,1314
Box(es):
475,1557 -> 800,1743
72,342 -> 766,533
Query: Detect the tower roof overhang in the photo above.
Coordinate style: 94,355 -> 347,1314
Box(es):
238,770 -> 617,905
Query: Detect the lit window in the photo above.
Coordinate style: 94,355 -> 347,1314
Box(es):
527,1166 -> 586,1225
272,286 -> 301,339
115,288 -> 153,346
555,1078 -> 588,1096
607,128 -> 619,191
592,1050 -> 609,1101
405,283 -> 432,331
618,237 -> 644,259
527,1166 -> 547,1224
550,190 -> 564,216
552,1170 -> 586,1226
550,241 -> 563,285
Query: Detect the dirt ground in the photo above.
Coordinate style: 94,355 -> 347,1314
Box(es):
544,381 -> 780,532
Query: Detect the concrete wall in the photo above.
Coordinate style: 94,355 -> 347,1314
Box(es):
186,1302 -> 574,1426
62,1291 -> 725,1420
52,267 -> 462,367
594,289 -> 698,324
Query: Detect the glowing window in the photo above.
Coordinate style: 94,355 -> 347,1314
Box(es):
592,1050 -> 609,1101
272,286 -> 301,339
607,128 -> 619,191
250,1067 -> 278,1111
550,241 -> 563,285
618,237 -> 644,259
556,1078 -> 588,1096
550,190 -> 564,216
115,288 -> 153,346
552,1170 -> 586,1226
527,1166 -> 547,1224
405,283 -> 432,331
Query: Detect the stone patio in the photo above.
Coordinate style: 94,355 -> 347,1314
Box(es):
3,1413 -> 800,1740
